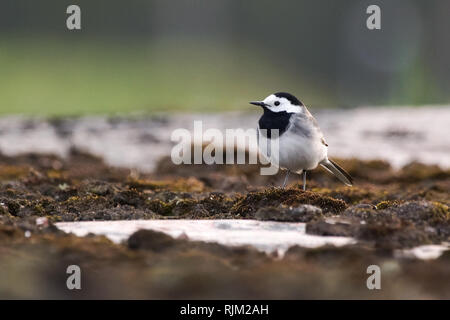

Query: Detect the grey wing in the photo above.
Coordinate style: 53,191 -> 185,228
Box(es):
290,111 -> 328,146
288,112 -> 316,139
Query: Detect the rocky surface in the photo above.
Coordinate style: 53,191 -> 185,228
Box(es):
0,146 -> 449,298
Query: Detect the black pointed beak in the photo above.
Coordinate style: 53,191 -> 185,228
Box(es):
250,101 -> 266,107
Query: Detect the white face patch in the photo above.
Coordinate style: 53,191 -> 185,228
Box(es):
262,94 -> 303,113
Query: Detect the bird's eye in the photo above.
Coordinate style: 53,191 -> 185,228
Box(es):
274,101 -> 280,106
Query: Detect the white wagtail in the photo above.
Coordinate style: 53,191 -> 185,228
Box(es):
251,92 -> 353,190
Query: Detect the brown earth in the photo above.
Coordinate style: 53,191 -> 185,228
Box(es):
0,148 -> 449,298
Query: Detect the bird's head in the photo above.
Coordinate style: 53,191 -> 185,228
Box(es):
250,92 -> 304,113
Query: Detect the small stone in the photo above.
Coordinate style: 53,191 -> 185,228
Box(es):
255,204 -> 322,222
36,217 -> 49,227
306,220 -> 357,237
128,229 -> 179,252
177,232 -> 189,240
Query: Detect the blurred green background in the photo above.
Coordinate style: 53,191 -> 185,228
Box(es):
0,0 -> 449,116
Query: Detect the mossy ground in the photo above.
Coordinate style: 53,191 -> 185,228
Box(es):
0,150 -> 449,298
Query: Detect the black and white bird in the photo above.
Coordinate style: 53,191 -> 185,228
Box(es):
251,92 -> 353,190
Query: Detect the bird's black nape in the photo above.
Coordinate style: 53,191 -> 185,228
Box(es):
274,92 -> 303,106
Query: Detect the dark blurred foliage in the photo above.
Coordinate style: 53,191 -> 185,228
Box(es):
0,0 -> 449,106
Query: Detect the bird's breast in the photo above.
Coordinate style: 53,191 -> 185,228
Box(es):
257,125 -> 327,172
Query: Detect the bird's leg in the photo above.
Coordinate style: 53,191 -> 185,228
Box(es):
282,170 -> 290,188
302,170 -> 307,191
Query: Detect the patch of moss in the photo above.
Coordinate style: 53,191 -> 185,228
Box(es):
199,193 -> 234,215
127,177 -> 205,193
431,202 -> 449,223
127,179 -> 169,191
146,199 -> 175,216
171,199 -> 199,216
145,195 -> 231,218
46,170 -> 66,180
231,187 -> 347,217
376,200 -> 402,210
62,195 -> 112,213
0,165 -> 29,180
33,203 -> 46,215
399,163 -> 450,182
318,186 -> 386,205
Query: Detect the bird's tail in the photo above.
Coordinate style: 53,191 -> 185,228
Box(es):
320,158 -> 353,186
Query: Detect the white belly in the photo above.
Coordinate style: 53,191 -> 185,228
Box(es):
258,128 -> 327,173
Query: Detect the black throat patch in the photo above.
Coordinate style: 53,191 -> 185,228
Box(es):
258,108 -> 291,139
